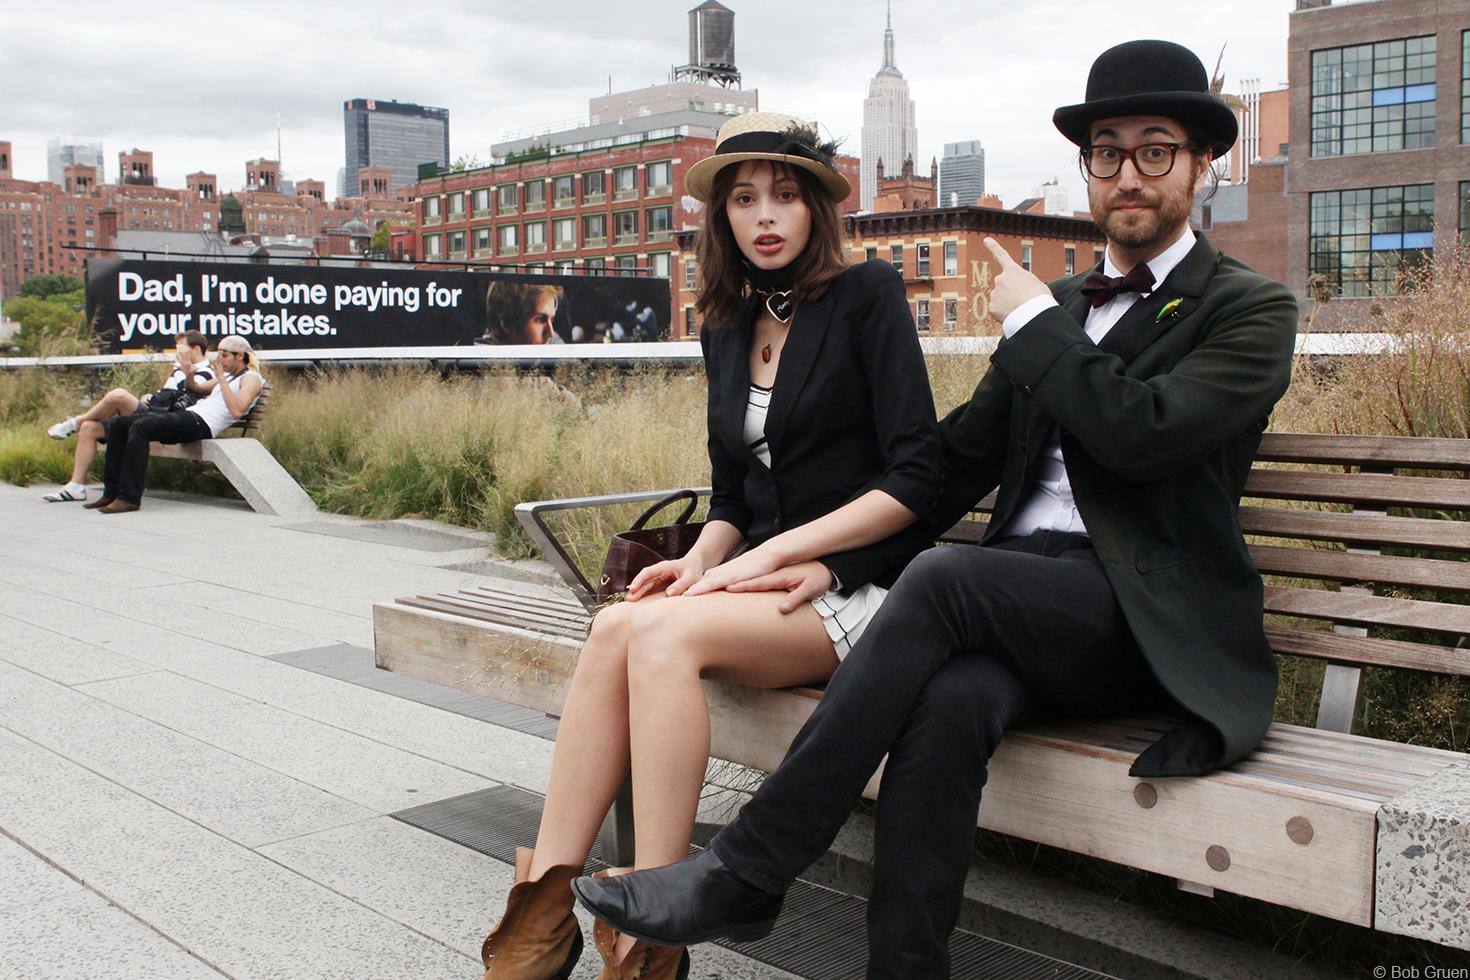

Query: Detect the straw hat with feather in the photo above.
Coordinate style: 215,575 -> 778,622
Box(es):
685,112 -> 850,204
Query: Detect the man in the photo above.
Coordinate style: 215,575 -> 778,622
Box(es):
573,39 -> 1298,977
87,335 -> 264,514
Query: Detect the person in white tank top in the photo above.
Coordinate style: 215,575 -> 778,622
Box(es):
89,336 -> 262,514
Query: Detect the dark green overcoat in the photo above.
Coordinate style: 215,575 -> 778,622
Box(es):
826,234 -> 1299,777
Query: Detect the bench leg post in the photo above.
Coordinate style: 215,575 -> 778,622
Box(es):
601,779 -> 635,868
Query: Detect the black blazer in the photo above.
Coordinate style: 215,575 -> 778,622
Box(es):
824,236 -> 1298,777
701,260 -> 941,588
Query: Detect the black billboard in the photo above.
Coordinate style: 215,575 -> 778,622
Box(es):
86,259 -> 671,353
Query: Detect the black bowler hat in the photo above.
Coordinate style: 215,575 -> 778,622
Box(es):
1053,39 -> 1238,158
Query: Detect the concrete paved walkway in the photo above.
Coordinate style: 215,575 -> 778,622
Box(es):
0,482 -> 789,980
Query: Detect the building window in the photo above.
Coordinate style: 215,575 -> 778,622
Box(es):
916,298 -> 931,331
650,252 -> 671,280
1460,181 -> 1470,236
614,166 -> 638,201
1310,184 -> 1434,296
943,298 -> 958,331
524,180 -> 546,212
1463,31 -> 1470,143
615,253 -> 638,276
424,233 -> 442,258
448,230 -> 466,257
473,188 -> 491,216
553,175 -> 575,208
1311,36 -> 1437,157
525,221 -> 547,252
474,227 -> 492,256
614,210 -> 639,244
498,224 -> 519,254
448,192 -> 465,217
943,241 -> 958,276
556,260 -> 574,274
586,256 -> 606,273
1021,244 -> 1032,271
888,244 -> 904,275
498,184 -> 519,214
1094,246 -> 1105,263
1064,246 -> 1075,276
553,217 -> 576,251
646,161 -> 672,195
646,206 -> 673,241
684,306 -> 698,337
584,170 -> 607,204
865,246 -> 878,262
584,213 -> 607,246
684,258 -> 697,289
423,196 -> 441,224
916,242 -> 931,277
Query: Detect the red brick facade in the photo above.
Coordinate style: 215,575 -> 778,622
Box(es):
673,206 -> 1106,338
410,135 -> 861,331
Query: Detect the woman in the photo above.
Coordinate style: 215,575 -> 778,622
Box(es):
43,330 -> 216,502
86,335 -> 263,514
480,112 -> 940,980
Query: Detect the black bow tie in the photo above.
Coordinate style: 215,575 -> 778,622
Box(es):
1080,263 -> 1156,308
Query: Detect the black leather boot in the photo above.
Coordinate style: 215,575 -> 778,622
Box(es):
571,848 -> 784,946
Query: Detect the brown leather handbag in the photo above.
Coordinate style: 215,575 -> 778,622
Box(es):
598,490 -> 705,602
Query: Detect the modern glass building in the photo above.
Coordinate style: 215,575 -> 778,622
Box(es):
343,99 -> 450,196
939,140 -> 985,208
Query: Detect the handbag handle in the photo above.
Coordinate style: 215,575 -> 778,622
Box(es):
629,489 -> 699,530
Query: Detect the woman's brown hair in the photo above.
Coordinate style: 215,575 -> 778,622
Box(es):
694,161 -> 848,327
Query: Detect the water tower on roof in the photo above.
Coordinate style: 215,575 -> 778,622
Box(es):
674,1 -> 741,89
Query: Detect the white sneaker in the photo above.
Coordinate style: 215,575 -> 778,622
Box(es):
47,417 -> 79,440
42,484 -> 88,502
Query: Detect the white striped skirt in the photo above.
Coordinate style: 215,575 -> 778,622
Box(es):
811,582 -> 888,660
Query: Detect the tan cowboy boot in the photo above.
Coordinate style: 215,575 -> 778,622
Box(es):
481,848 -> 584,979
593,917 -> 689,980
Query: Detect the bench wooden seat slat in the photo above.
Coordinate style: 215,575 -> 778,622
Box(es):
1263,585 -> 1470,636
1248,544 -> 1470,592
1236,505 -> 1470,553
1266,625 -> 1469,676
1255,433 -> 1470,470
396,595 -> 590,639
462,587 -> 592,619
445,593 -> 594,630
1243,469 -> 1470,511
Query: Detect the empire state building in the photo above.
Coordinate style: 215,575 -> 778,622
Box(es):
860,3 -> 917,211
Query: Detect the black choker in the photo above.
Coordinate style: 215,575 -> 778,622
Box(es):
744,260 -> 796,324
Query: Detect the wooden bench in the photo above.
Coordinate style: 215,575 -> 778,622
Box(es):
372,432 -> 1470,953
148,381 -> 317,517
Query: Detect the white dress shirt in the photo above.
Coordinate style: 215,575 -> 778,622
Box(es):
996,227 -> 1196,539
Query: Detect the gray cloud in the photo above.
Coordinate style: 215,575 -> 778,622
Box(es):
1,0 -> 1291,206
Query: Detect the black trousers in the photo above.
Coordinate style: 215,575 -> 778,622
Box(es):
101,411 -> 211,503
711,532 -> 1174,979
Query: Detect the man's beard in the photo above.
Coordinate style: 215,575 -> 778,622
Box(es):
1092,181 -> 1194,251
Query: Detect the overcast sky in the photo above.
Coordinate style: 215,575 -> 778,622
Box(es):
1,0 -> 1292,208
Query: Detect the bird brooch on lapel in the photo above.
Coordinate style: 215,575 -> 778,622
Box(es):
1156,298 -> 1184,322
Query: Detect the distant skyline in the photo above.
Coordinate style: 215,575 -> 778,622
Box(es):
0,0 -> 1292,208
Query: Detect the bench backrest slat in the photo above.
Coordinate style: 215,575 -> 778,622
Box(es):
1244,470 -> 1470,512
1256,432 -> 1470,470
1249,544 -> 1470,592
1264,585 -> 1470,637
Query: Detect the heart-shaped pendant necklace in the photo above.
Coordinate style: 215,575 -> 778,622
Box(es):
762,289 -> 794,324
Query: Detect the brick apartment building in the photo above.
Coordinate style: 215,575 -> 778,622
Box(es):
673,206 -> 1105,338
410,112 -> 861,334
1286,0 -> 1470,324
0,140 -> 413,299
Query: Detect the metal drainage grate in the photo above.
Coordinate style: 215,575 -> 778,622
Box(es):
392,785 -> 1113,980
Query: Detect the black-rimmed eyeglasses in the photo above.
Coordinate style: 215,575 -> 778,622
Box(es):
1079,142 -> 1195,180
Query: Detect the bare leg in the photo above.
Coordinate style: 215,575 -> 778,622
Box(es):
528,599 -> 648,881
76,388 -> 139,424
624,591 -> 836,869
69,420 -> 106,484
610,590 -> 836,956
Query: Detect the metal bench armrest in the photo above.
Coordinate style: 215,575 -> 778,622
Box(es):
515,488 -> 712,610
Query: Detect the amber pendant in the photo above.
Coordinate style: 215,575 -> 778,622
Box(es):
761,343 -> 772,363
